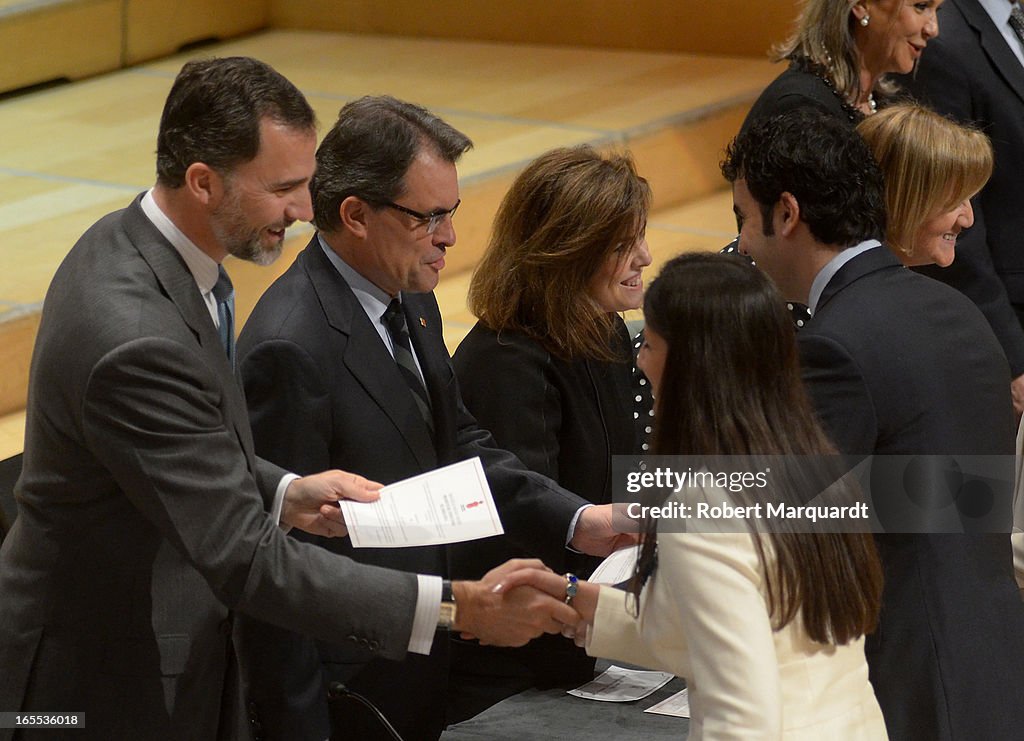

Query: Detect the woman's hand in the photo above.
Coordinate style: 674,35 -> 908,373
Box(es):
492,566 -> 600,645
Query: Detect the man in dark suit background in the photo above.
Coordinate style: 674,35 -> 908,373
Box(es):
236,96 -> 628,740
0,59 -> 584,741
721,109 -> 1024,740
900,0 -> 1024,414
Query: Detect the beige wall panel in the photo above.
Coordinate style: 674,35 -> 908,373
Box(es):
0,0 -> 121,94
0,312 -> 39,417
0,411 -> 26,460
270,0 -> 797,57
626,105 -> 749,212
442,171 -> 516,276
124,0 -> 270,64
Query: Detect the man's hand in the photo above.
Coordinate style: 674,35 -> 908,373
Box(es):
452,559 -> 580,646
570,504 -> 639,556
1011,373 -> 1024,419
282,470 -> 383,537
492,565 -> 600,647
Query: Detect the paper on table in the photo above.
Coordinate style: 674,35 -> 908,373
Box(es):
339,457 -> 503,548
645,688 -> 691,718
567,664 -> 674,702
589,544 -> 640,585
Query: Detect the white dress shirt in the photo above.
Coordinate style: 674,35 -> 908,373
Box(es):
979,0 -> 1024,66
807,240 -> 882,315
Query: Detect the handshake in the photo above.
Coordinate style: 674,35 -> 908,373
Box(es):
282,469 -> 626,648
450,559 -> 601,648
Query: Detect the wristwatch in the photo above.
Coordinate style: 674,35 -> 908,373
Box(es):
437,579 -> 458,630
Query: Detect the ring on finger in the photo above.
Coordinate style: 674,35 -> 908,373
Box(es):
564,572 -> 578,605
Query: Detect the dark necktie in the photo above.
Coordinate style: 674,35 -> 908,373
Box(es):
212,265 -> 235,368
381,299 -> 433,431
1011,3 -> 1024,45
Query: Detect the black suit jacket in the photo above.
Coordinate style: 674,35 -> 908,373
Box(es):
900,0 -> 1024,375
449,321 -> 639,685
451,320 -> 638,578
236,237 -> 587,740
800,247 -> 1024,740
0,199 -> 418,741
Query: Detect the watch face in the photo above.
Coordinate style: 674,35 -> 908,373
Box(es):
438,602 -> 458,629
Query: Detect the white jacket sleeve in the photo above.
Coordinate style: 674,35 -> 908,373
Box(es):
587,490 -> 784,739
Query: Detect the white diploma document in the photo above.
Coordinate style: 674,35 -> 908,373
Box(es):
568,665 -> 674,702
339,457 -> 504,548
645,688 -> 691,718
588,544 -> 640,585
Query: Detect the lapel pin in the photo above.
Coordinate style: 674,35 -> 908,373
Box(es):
419,317 -> 427,328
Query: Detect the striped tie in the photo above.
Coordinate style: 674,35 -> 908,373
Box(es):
381,299 -> 433,431
1011,2 -> 1024,45
212,265 -> 235,368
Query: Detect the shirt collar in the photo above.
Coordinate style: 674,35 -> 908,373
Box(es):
317,233 -> 395,320
979,0 -> 1013,25
807,239 -> 882,314
140,189 -> 220,294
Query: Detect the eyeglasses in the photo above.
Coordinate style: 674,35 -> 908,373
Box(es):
383,199 -> 460,235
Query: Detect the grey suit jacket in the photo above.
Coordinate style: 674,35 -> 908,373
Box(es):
900,0 -> 1024,375
0,197 -> 418,741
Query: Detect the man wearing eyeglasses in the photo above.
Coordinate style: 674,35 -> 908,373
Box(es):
235,96 -> 627,741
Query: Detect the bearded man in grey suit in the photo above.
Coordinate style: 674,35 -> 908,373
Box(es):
0,58 -> 582,741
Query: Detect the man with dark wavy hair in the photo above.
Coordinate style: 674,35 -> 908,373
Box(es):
722,108 -> 1024,741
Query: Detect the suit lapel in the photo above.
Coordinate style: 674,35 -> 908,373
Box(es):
958,0 -> 1024,106
123,197 -> 257,464
303,239 -> 437,469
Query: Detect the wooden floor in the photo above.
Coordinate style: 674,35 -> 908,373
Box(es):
0,29 -> 775,457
